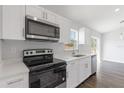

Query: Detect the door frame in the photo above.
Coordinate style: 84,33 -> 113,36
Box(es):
91,36 -> 101,63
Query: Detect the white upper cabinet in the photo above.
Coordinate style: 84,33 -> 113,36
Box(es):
44,9 -> 58,24
26,6 -> 57,24
58,16 -> 71,43
58,17 -> 80,44
2,6 -> 25,40
79,27 -> 91,45
26,5 -> 44,19
0,6 -> 2,39
79,28 -> 85,44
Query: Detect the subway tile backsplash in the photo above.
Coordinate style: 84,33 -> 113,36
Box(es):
1,40 -> 91,61
0,40 -> 1,61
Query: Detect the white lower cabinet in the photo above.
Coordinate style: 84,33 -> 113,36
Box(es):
66,56 -> 91,88
0,73 -> 29,88
84,57 -> 91,78
79,57 -> 91,84
78,59 -> 86,83
66,60 -> 79,88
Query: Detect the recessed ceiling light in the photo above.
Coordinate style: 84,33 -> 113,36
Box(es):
115,8 -> 120,12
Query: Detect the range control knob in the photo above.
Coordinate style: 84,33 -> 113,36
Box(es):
42,50 -> 45,53
26,52 -> 28,55
30,51 -> 33,54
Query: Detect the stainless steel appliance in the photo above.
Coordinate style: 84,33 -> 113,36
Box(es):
23,49 -> 66,88
91,55 -> 97,75
25,16 -> 60,41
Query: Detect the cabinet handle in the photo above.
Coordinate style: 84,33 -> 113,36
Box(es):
23,28 -> 25,37
43,12 -> 45,19
46,13 -> 47,19
70,62 -> 75,65
85,63 -> 88,68
66,72 -> 68,78
7,78 -> 24,85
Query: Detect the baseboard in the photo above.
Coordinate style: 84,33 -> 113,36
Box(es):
102,59 -> 124,64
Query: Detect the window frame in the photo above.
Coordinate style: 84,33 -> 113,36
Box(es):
64,28 -> 79,51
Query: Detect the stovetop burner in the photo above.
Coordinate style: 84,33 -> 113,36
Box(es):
23,49 -> 66,71
23,49 -> 66,88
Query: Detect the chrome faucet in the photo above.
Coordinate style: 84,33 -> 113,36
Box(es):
72,50 -> 76,56
72,45 -> 76,56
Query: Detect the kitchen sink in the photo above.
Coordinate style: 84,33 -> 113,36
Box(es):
73,54 -> 86,57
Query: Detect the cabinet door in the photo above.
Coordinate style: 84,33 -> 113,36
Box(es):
79,57 -> 91,84
2,6 -> 25,40
58,16 -> 71,43
79,59 -> 86,83
26,5 -> 44,19
0,6 -> 2,39
0,73 -> 29,88
84,57 -> 91,78
85,28 -> 91,45
79,28 -> 85,44
83,57 -> 91,78
67,60 -> 78,88
45,9 -> 57,24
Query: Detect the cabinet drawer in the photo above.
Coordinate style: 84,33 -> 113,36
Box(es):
0,73 -> 29,88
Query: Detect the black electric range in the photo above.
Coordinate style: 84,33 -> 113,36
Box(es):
23,49 -> 66,88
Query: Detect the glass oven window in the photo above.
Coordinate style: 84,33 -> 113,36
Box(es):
30,65 -> 66,88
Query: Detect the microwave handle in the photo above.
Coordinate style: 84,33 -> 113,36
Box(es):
23,28 -> 25,37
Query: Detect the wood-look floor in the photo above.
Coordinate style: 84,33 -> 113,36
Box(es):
78,61 -> 124,88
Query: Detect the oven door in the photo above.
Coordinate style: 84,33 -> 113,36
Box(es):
25,16 -> 60,41
29,65 -> 66,88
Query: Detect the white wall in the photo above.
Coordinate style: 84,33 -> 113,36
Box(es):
0,6 -> 2,61
0,40 -> 1,61
102,27 -> 124,63
0,6 -> 2,39
2,40 -> 65,60
0,5 -> 101,62
1,28 -> 101,62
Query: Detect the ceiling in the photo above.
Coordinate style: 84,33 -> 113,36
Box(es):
42,5 -> 124,33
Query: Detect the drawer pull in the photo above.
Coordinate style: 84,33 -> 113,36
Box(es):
7,78 -> 24,85
23,28 -> 25,37
85,63 -> 88,68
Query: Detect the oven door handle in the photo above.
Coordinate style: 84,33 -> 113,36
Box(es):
31,68 -> 54,75
54,67 -> 66,73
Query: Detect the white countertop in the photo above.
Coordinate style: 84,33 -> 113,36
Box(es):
55,54 -> 91,62
0,58 -> 29,79
0,54 -> 92,79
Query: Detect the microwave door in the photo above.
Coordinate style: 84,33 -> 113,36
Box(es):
25,17 -> 60,41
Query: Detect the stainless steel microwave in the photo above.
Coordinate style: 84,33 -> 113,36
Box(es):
25,16 -> 60,42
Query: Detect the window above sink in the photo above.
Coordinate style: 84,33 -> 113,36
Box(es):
64,29 -> 78,51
